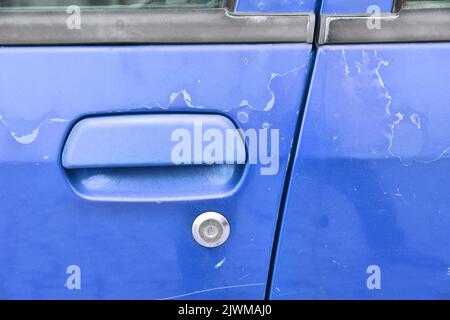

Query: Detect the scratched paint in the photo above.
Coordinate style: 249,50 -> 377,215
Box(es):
0,45 -> 309,161
271,44 -> 450,299
0,44 -> 312,298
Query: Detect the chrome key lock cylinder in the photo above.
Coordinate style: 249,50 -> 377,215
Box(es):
192,212 -> 230,248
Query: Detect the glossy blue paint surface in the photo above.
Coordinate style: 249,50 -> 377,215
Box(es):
271,44 -> 450,299
0,44 -> 312,299
62,114 -> 246,168
235,0 -> 317,13
62,114 -> 246,201
321,0 -> 393,13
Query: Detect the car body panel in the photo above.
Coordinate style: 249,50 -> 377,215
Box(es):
321,0 -> 393,14
235,0 -> 318,13
0,44 -> 312,299
271,44 -> 450,299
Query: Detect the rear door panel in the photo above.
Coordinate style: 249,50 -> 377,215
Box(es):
271,2 -> 450,299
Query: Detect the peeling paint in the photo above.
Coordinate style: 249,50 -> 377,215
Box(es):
264,66 -> 305,111
238,64 -> 307,112
237,111 -> 249,124
410,113 -> 422,129
0,116 -> 69,145
168,89 -> 205,110
341,49 -> 449,165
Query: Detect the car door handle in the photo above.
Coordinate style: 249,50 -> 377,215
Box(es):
62,114 -> 246,169
61,114 -> 246,201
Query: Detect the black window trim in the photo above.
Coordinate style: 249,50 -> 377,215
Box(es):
0,0 -> 315,45
319,1 -> 450,45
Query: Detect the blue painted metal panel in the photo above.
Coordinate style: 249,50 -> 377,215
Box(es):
235,0 -> 317,13
321,0 -> 393,14
271,44 -> 450,299
0,44 -> 312,299
61,114 -> 246,202
62,114 -> 246,169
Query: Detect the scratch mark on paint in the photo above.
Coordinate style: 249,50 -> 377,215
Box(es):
158,283 -> 264,300
214,257 -> 226,269
331,259 -> 347,268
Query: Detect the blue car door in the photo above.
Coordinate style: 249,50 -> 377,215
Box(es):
4,0 -> 448,301
271,0 -> 450,299
0,0 -> 318,299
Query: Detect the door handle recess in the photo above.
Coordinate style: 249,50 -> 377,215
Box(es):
62,114 -> 246,202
